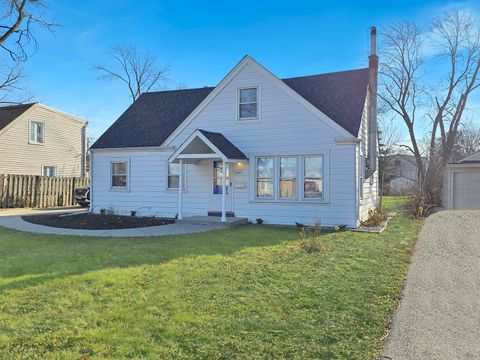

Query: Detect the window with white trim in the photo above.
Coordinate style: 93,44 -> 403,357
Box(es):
256,157 -> 274,198
254,155 -> 325,201
279,156 -> 297,198
29,121 -> 44,144
304,155 -> 323,199
111,161 -> 128,188
42,166 -> 56,177
167,162 -> 186,190
238,87 -> 258,119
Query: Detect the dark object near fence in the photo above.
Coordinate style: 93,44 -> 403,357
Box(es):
74,186 -> 90,207
0,174 -> 89,208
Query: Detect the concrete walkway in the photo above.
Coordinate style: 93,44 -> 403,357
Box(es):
382,210 -> 480,360
0,208 -> 231,237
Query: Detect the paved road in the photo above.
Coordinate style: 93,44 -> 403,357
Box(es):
382,210 -> 480,360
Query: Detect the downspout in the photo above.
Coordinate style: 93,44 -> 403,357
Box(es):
366,26 -> 378,178
81,123 -> 87,177
89,150 -> 94,213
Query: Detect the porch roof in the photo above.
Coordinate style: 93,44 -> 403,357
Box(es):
169,129 -> 248,163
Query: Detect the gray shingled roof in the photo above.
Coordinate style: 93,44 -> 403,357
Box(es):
283,69 -> 369,136
0,103 -> 36,132
198,129 -> 247,160
456,152 -> 480,164
92,68 -> 369,149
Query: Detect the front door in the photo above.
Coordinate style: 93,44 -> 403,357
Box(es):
210,160 -> 232,212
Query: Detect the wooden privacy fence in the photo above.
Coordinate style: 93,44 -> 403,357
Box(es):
0,174 -> 89,208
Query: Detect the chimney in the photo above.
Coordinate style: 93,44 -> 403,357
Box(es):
366,26 -> 378,178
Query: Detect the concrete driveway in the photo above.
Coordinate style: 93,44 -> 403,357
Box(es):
382,210 -> 480,360
0,206 -> 86,217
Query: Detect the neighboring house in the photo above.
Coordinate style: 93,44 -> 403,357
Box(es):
384,154 -> 425,193
90,29 -> 380,227
384,154 -> 421,183
442,152 -> 480,210
0,103 -> 87,177
388,176 -> 416,194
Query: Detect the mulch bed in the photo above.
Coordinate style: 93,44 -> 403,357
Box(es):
22,213 -> 176,230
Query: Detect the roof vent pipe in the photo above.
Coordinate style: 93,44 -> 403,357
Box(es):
366,26 -> 378,178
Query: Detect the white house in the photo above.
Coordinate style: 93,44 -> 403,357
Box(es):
89,28 -> 380,228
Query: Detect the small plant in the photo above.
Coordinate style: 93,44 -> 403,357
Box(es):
361,209 -> 388,227
130,210 -> 137,217
256,218 -> 264,225
299,220 -> 323,253
334,224 -> 347,232
100,208 -> 106,215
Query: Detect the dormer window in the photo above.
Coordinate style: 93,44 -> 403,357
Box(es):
238,87 -> 258,120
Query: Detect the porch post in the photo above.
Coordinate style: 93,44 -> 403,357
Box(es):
221,160 -> 227,222
178,159 -> 183,220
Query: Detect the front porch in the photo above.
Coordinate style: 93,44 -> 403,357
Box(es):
169,129 -> 248,222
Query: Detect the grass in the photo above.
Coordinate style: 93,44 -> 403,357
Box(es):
0,197 -> 420,359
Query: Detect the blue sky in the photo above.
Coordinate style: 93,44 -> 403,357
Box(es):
21,0 -> 480,140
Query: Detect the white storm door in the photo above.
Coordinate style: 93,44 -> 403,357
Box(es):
210,160 -> 233,212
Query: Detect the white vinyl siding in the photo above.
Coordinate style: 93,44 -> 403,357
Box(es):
357,92 -> 379,223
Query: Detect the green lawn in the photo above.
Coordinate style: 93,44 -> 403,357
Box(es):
0,198 -> 420,359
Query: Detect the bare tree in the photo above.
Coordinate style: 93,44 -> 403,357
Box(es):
0,0 -> 54,103
449,121 -> 480,161
94,45 -> 169,103
380,8 -> 480,201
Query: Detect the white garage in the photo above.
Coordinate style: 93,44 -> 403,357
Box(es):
443,152 -> 480,210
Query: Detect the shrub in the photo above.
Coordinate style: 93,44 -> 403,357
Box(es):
334,224 -> 347,232
406,189 -> 434,218
130,210 -> 137,217
299,221 -> 323,253
361,209 -> 388,227
256,218 -> 264,225
100,208 -> 106,215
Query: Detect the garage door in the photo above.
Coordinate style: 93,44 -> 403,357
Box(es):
452,170 -> 480,210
